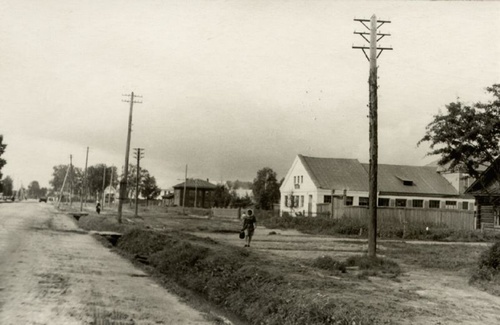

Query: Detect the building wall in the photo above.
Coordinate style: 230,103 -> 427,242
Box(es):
280,156 -> 474,217
280,156 -> 319,216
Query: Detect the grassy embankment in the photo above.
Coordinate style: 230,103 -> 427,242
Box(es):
78,213 -> 404,325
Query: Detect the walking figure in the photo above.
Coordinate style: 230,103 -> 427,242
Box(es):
96,201 -> 101,214
241,209 -> 256,247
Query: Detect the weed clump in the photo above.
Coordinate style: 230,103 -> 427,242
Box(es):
311,255 -> 347,273
346,255 -> 401,278
470,241 -> 500,295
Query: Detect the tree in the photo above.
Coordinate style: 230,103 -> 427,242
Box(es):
213,184 -> 232,208
0,135 -> 7,182
418,84 -> 500,178
86,164 -> 119,200
252,167 -> 281,210
27,181 -> 42,199
121,164 -> 149,200
1,176 -> 13,197
50,165 -> 83,193
140,172 -> 161,205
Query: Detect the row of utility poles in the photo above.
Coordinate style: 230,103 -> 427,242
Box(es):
58,15 -> 392,251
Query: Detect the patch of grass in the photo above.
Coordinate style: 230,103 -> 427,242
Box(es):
78,214 -> 135,233
469,241 -> 500,296
384,242 -> 485,271
311,255 -> 347,273
345,255 -> 401,278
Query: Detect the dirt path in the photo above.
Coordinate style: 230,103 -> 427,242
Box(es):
0,202 -> 215,325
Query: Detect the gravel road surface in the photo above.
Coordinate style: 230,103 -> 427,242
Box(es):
0,201 -> 214,325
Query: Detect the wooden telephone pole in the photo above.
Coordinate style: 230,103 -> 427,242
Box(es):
118,92 -> 142,223
80,147 -> 89,212
353,15 -> 392,258
133,148 -> 144,217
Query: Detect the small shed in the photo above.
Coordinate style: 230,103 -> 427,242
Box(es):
465,157 -> 500,230
173,179 -> 216,208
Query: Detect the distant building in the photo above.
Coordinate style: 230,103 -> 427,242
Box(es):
173,179 -> 216,208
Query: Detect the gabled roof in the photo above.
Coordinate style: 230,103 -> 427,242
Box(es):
173,179 -> 216,190
362,164 -> 459,196
299,155 -> 368,191
465,156 -> 500,196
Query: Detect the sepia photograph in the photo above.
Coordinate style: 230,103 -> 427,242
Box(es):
0,0 -> 499,324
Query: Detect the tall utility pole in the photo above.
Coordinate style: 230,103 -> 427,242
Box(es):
353,14 -> 392,258
194,178 -> 198,208
69,154 -> 73,206
101,165 -> 106,209
133,148 -> 144,217
57,161 -> 70,208
118,92 -> 142,223
80,147 -> 89,212
182,164 -> 188,214
108,166 -> 114,206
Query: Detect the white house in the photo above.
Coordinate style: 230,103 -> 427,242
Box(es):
280,154 -> 475,217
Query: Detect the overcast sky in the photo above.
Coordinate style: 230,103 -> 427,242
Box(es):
1,0 -> 499,190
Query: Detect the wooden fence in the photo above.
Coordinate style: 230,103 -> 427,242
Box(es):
316,204 -> 475,230
211,207 -> 241,220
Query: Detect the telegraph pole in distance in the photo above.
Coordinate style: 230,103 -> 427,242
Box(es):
101,165 -> 106,210
69,154 -> 73,206
182,164 -> 188,215
118,92 -> 142,223
80,146 -> 89,212
353,14 -> 392,258
133,148 -> 144,217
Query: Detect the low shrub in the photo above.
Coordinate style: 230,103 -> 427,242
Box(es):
346,255 -> 401,277
311,256 -> 347,273
469,241 -> 500,296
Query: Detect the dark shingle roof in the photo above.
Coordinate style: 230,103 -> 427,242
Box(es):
298,155 -> 460,196
299,155 -> 368,191
361,163 -> 458,195
173,179 -> 216,190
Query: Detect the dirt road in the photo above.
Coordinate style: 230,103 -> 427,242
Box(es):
0,202 -> 215,325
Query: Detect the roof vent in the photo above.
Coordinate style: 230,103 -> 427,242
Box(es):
396,176 -> 414,186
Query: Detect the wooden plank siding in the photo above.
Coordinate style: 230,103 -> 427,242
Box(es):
316,204 -> 475,230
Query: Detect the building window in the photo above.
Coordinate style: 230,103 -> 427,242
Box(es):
429,200 -> 440,209
462,202 -> 469,210
445,201 -> 457,209
294,176 -> 296,184
412,200 -> 424,208
285,195 -> 288,207
301,176 -> 303,183
345,196 -> 353,206
378,198 -> 390,207
324,195 -> 332,203
359,197 -> 369,206
396,199 -> 407,207
301,196 -> 304,207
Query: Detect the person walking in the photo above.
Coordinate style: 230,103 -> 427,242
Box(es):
96,201 -> 101,214
241,209 -> 256,247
